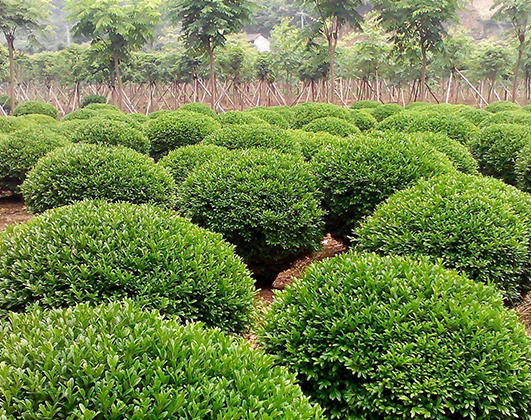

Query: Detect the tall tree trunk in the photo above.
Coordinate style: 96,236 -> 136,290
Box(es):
112,52 -> 123,110
6,34 -> 15,115
513,37 -> 525,103
207,44 -> 216,110
420,42 -> 427,102
328,35 -> 337,104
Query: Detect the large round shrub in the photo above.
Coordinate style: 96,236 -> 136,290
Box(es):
15,113 -> 59,126
312,134 -> 455,242
13,101 -> 58,119
80,94 -> 107,108
21,143 -> 175,213
177,149 -> 324,279
455,105 -> 490,126
302,116 -> 361,137
469,123 -> 531,184
219,110 -> 268,126
288,129 -> 343,160
485,100 -> 521,113
146,111 -> 221,159
159,144 -> 231,186
371,103 -> 404,122
0,126 -> 70,192
405,101 -> 432,110
259,252 -> 531,420
83,103 -> 122,113
515,143 -> 531,192
524,104 -> 531,113
481,110 -> 531,127
349,99 -> 380,110
70,117 -> 150,153
202,123 -> 301,154
348,109 -> 377,131
0,117 -> 23,134
0,301 -> 324,418
0,201 -> 257,332
355,173 -> 531,304
179,102 -> 217,118
61,108 -> 100,121
245,107 -> 290,128
292,102 -> 352,128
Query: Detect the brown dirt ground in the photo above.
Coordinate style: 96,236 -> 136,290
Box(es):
516,295 -> 531,335
0,196 -> 32,231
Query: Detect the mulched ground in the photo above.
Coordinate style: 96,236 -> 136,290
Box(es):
0,195 -> 33,231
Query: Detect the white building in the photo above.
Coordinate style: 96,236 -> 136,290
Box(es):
246,34 -> 271,53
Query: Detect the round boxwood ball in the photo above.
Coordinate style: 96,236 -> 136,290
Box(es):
0,301 -> 325,418
355,173 -> 531,304
0,126 -> 70,192
371,103 -> 404,122
13,101 -> 58,119
481,110 -> 531,127
515,143 -> 531,192
21,143 -> 176,213
146,111 -> 221,159
259,252 -> 531,420
523,104 -> 531,113
219,110 -> 268,126
80,94 -> 107,108
405,101 -> 432,110
288,129 -> 343,160
292,102 -> 352,129
302,116 -> 361,137
245,107 -> 290,128
312,134 -> 455,243
179,102 -> 217,119
70,117 -> 150,154
0,201 -> 257,332
177,149 -> 325,280
469,123 -> 531,184
159,144 -> 231,186
61,108 -> 100,121
455,105 -> 490,126
485,100 -> 521,113
14,114 -> 59,126
0,117 -> 25,134
349,99 -> 380,110
202,123 -> 302,155
349,109 -> 377,130
83,103 -> 123,113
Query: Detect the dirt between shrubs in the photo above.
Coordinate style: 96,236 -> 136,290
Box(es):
1,195 -> 530,335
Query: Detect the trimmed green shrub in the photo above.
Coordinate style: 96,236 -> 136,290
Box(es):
178,149 -> 324,279
0,301 -> 324,418
523,104 -> 531,113
21,143 -> 175,213
312,134 -> 455,242
80,94 -> 107,108
0,117 -> 23,134
455,105 -> 490,126
268,105 -> 295,125
288,129 -> 343,160
302,116 -> 361,137
70,117 -> 150,154
405,101 -> 432,110
0,126 -> 70,192
355,173 -> 531,304
219,110 -> 268,126
52,119 -> 88,138
292,102 -> 352,129
148,109 -> 173,119
485,100 -> 521,113
179,102 -> 217,118
469,124 -> 531,184
371,103 -> 404,122
83,103 -> 123,113
349,109 -> 377,130
515,143 -> 531,192
13,101 -> 58,119
146,111 -> 221,159
203,123 -> 301,154
15,114 -> 59,126
259,252 -> 531,420
481,110 -> 531,127
377,110 -> 479,144
0,201 -> 257,331
349,99 -> 380,110
159,144 -> 231,186
246,107 -> 290,128
128,112 -> 149,125
61,108 -> 100,121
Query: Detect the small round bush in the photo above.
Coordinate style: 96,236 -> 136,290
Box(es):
469,123 -> 531,184
515,143 -> 531,192
179,102 -> 217,118
302,116 -> 361,137
259,252 -> 531,420
159,144 -> 231,186
349,109 -> 377,130
0,201 -> 258,331
128,112 -> 149,125
15,114 -> 59,126
70,117 -> 150,154
481,110 -> 531,127
21,143 -> 176,213
292,102 -> 352,129
523,104 -> 531,113
288,129 -> 343,160
246,107 -> 290,128
219,110 -> 268,126
13,101 -> 58,119
61,108 -> 99,121
355,173 -> 531,304
0,117 -> 24,134
146,111 -> 221,159
0,301 -> 324,418
312,134 -> 455,242
268,105 -> 295,125
455,105 -> 490,126
377,110 -> 479,144
485,100 -> 521,113
80,94 -> 107,108
178,149 -> 324,280
0,126 -> 70,192
371,103 -> 404,122
203,123 -> 301,154
405,101 -> 432,110
349,99 -> 380,110
83,103 -> 123,113
148,109 -> 173,119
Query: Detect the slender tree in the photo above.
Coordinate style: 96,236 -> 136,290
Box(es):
374,0 -> 460,101
66,0 -> 161,109
301,0 -> 363,102
493,0 -> 531,102
166,0 -> 252,109
0,0 -> 50,114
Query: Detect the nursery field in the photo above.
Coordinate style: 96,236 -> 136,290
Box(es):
1,98 -> 531,418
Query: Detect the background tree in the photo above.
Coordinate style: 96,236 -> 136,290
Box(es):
166,0 -> 252,109
66,0 -> 161,109
493,0 -> 531,101
0,0 -> 51,114
374,0 -> 460,101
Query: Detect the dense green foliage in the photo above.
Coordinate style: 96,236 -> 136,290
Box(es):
350,100 -> 380,110
292,102 -> 352,129
219,110 -> 268,125
0,201 -> 257,332
288,129 -> 343,160
80,94 -> 107,108
481,110 -> 531,126
302,116 -> 361,137
259,252 -> 531,420
13,101 -> 58,119
348,109 -> 378,130
146,111 -> 221,159
485,100 -> 521,113
515,143 -> 531,193
0,126 -> 70,192
312,134 -> 455,242
21,143 -> 175,213
177,149 -> 324,279
245,107 -> 290,128
179,102 -> 217,118
355,173 -> 531,304
371,103 -> 404,121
